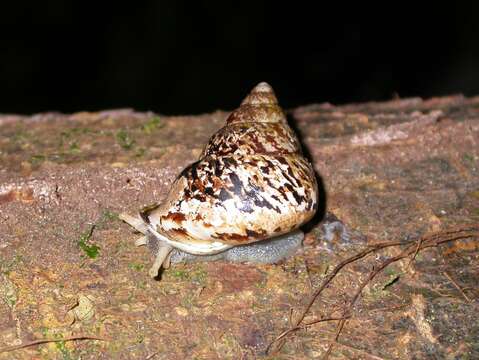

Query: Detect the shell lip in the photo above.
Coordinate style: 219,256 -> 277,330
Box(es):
146,220 -> 233,255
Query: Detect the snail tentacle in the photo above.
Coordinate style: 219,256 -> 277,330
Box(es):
134,236 -> 148,247
118,213 -> 148,234
148,244 -> 173,278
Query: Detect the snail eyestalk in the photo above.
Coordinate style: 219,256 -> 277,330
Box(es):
118,213 -> 148,234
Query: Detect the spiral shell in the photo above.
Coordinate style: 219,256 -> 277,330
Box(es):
141,82 -> 318,254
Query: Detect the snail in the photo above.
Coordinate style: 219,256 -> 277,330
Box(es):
120,82 -> 318,278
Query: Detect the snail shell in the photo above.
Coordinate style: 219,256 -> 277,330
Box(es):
120,82 -> 318,277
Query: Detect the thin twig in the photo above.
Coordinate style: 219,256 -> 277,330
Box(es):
406,234 -> 423,270
271,315 -> 350,345
267,224 -> 479,356
0,335 -> 108,354
267,239 -> 406,354
322,227 -> 478,359
145,351 -> 161,360
323,254 -> 405,359
443,271 -> 471,302
303,256 -> 314,293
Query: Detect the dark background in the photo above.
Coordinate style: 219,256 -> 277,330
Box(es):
1,2 -> 478,115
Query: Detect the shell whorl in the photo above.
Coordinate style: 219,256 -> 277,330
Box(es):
202,83 -> 300,158
147,82 -> 318,252
225,82 -> 287,126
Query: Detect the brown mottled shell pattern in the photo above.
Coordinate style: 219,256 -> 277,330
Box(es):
143,82 -> 318,253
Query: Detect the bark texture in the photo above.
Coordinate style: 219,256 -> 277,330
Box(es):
0,95 -> 478,359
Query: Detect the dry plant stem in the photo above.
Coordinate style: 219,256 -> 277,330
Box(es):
272,315 -> 351,345
145,351 -> 161,360
267,239 -> 405,354
443,271 -> 472,302
323,253 -> 406,359
406,234 -> 423,270
302,256 -> 314,293
0,335 -> 109,354
267,224 -> 479,355
322,227 -> 478,359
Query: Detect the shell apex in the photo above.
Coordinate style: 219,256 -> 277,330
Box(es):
240,82 -> 279,106
227,82 -> 284,125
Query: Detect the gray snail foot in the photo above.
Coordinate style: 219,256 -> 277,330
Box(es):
169,229 -> 304,264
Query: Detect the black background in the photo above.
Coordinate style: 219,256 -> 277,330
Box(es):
1,2 -> 478,115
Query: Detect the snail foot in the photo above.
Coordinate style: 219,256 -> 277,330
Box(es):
169,229 -> 304,264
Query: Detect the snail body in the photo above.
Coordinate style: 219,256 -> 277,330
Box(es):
120,82 -> 318,277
